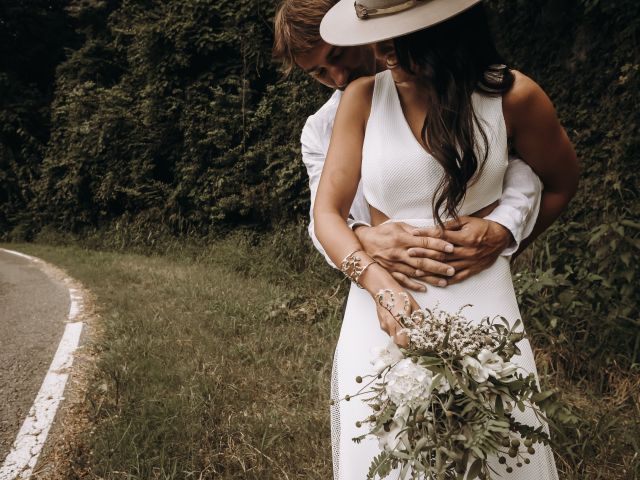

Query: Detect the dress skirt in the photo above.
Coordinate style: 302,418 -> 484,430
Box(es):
330,222 -> 559,480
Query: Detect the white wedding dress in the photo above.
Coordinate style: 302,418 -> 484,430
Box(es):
330,70 -> 559,480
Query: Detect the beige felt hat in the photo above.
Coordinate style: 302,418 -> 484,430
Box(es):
320,0 -> 483,46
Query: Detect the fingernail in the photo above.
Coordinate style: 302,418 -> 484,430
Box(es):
407,249 -> 415,256
421,286 -> 427,292
416,270 -> 425,276
438,279 -> 447,287
445,244 -> 454,253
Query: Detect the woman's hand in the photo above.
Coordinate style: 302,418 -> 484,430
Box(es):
374,289 -> 421,347
355,222 -> 454,291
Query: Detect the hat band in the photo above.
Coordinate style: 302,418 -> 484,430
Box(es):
354,0 -> 421,19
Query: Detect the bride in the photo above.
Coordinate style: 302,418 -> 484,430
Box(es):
313,0 -> 579,478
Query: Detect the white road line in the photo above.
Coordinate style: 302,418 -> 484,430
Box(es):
0,249 -> 85,480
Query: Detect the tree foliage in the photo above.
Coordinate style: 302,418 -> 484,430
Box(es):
23,0 -> 325,233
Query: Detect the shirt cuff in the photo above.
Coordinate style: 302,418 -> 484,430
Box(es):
484,205 -> 526,257
347,218 -> 372,230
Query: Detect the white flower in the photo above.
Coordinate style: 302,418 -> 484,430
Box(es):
477,349 -> 504,378
477,349 -> 518,380
370,339 -> 404,373
378,405 -> 410,452
461,355 -> 491,383
378,420 -> 408,451
430,373 -> 452,394
497,361 -> 518,379
394,404 -> 411,422
385,359 -> 433,406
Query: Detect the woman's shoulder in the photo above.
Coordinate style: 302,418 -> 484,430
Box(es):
502,70 -> 557,137
337,75 -> 376,122
342,75 -> 376,103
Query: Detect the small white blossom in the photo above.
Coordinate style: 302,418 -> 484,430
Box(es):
461,355 -> 491,383
378,420 -> 408,452
370,339 -> 404,373
477,349 -> 519,380
378,405 -> 411,452
399,305 -> 499,357
385,359 -> 433,406
430,373 -> 452,394
477,349 -> 504,377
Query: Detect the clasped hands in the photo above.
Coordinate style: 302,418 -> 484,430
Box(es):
355,215 -> 514,292
357,215 -> 514,345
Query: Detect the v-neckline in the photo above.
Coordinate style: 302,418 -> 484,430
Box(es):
387,73 -> 432,156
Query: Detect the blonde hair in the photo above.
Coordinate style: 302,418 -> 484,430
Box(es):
273,0 -> 338,75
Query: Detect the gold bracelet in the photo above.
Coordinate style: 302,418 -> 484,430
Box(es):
356,259 -> 378,288
340,250 -> 377,288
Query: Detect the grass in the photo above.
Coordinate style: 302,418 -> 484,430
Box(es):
2,226 -> 638,479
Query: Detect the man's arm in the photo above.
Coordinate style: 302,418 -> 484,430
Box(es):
504,71 -> 579,249
302,116 -> 336,267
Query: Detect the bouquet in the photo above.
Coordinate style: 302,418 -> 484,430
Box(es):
338,290 -> 564,480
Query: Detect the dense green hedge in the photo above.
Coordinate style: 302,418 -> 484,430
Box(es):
1,0 -> 638,373
15,0 -> 326,233
491,0 -> 640,375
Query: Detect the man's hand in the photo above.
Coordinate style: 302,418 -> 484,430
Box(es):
355,222 -> 455,292
411,217 -> 513,286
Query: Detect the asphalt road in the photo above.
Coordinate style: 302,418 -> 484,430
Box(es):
0,250 -> 70,464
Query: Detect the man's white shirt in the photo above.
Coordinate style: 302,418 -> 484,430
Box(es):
301,89 -> 542,267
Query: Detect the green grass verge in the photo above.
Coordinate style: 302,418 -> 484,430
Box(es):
2,228 -> 638,479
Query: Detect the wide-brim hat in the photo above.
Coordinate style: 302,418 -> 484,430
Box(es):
320,0 -> 483,46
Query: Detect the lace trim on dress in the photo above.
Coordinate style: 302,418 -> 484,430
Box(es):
330,349 -> 341,480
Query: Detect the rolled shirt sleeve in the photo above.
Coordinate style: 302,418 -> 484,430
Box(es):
484,157 -> 543,256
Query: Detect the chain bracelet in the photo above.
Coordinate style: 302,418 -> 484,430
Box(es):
340,250 -> 377,288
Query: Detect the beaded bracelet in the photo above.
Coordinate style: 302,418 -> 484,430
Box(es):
340,250 -> 378,288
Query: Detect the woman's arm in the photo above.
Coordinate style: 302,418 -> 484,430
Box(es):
503,71 -> 580,246
313,77 -> 417,340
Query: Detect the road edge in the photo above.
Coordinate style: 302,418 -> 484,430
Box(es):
0,249 -> 94,480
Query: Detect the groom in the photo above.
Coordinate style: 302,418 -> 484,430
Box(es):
273,0 -> 560,289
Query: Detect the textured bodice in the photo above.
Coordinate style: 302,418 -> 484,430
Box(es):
361,70 -> 508,221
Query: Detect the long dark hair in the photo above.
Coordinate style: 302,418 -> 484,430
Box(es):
393,4 -> 514,226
